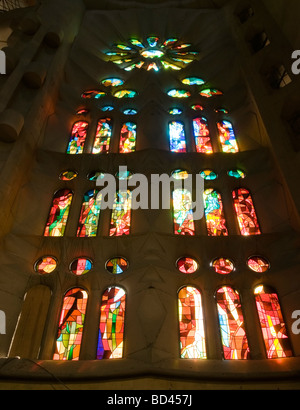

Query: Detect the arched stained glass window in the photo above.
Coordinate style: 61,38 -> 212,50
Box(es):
92,118 -> 112,154
203,189 -> 228,236
254,285 -> 293,359
178,286 -> 206,359
53,288 -> 88,361
67,121 -> 89,155
109,190 -> 132,236
192,117 -> 213,154
216,286 -> 250,360
217,120 -> 239,153
97,286 -> 126,359
173,188 -> 195,235
232,188 -> 261,236
77,189 -> 102,237
119,122 -> 136,153
44,189 -> 73,237
169,121 -> 186,153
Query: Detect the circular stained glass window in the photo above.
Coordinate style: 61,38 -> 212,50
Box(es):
169,108 -> 182,115
35,256 -> 57,274
100,105 -> 114,112
247,256 -> 270,273
177,257 -> 198,274
212,258 -> 235,275
70,258 -> 92,276
191,104 -> 204,111
200,170 -> 218,181
171,169 -> 189,179
167,89 -> 191,98
87,171 -> 105,181
123,108 -> 138,115
101,77 -> 124,87
59,170 -> 78,181
106,257 -> 129,274
228,169 -> 246,179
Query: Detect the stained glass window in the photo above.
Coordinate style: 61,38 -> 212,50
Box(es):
173,189 -> 195,235
123,108 -> 138,115
167,89 -> 191,98
216,286 -> 250,360
70,258 -> 92,276
53,288 -> 88,360
200,170 -> 217,180
176,257 -> 198,274
247,256 -> 270,273
212,258 -> 234,275
44,189 -> 73,237
203,189 -> 228,236
182,77 -> 205,86
97,287 -> 126,359
169,108 -> 182,115
113,90 -> 137,99
105,257 -> 129,274
178,286 -> 206,359
169,121 -> 186,153
77,189 -> 102,237
66,121 -> 89,155
192,117 -> 213,154
119,122 -> 137,153
228,169 -> 246,179
200,89 -> 223,98
109,190 -> 132,236
191,104 -> 204,111
34,256 -> 57,274
81,90 -> 106,100
232,188 -> 261,236
92,118 -> 112,154
217,120 -> 239,153
254,285 -> 293,358
59,170 -> 78,181
101,77 -> 124,87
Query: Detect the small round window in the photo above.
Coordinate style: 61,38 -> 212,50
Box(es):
176,257 -> 198,274
247,256 -> 270,273
35,256 -> 57,274
105,257 -> 129,274
212,258 -> 234,275
70,258 -> 93,276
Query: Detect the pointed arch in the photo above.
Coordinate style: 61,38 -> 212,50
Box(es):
178,286 -> 206,359
192,117 -> 213,153
216,286 -> 250,360
169,120 -> 187,152
53,287 -> 88,360
44,189 -> 73,237
92,118 -> 112,154
203,189 -> 228,236
66,121 -> 89,154
109,190 -> 132,236
77,189 -> 102,237
232,188 -> 261,236
254,285 -> 293,359
97,286 -> 126,359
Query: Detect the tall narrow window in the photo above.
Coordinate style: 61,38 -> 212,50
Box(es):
254,285 -> 293,359
203,189 -> 228,236
178,286 -> 206,359
44,189 -> 73,237
217,120 -> 239,153
77,189 -> 102,237
67,121 -> 89,154
169,121 -> 186,153
92,118 -> 112,154
232,188 -> 261,236
216,286 -> 250,360
109,190 -> 132,236
53,288 -> 88,360
193,117 -> 213,154
97,286 -> 126,359
119,122 -> 136,153
173,188 -> 195,235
